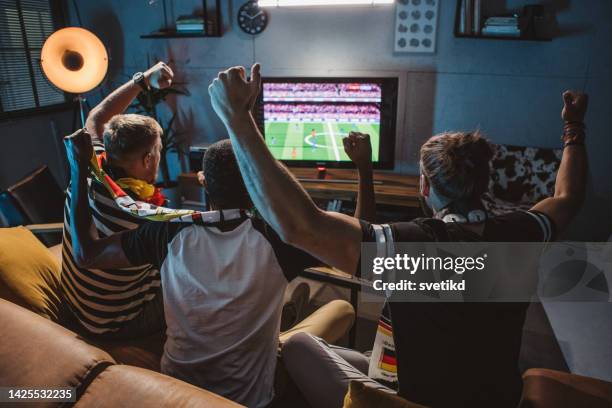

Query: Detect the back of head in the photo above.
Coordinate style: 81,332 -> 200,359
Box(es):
420,131 -> 494,202
103,114 -> 162,163
202,139 -> 252,210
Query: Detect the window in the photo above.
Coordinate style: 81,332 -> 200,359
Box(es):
0,0 -> 66,115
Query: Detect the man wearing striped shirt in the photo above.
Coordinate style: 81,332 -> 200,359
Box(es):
61,61 -> 175,338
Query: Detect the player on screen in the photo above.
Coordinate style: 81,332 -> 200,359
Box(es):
310,128 -> 317,150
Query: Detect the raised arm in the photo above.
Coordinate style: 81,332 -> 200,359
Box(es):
64,129 -> 132,269
208,64 -> 362,274
531,91 -> 588,234
343,132 -> 376,222
85,62 -> 174,141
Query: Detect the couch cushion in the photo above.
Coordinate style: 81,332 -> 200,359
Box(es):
74,365 -> 244,408
0,299 -> 116,406
343,381 -> 427,408
489,145 -> 562,205
521,368 -> 612,408
0,226 -> 62,321
91,331 -> 166,372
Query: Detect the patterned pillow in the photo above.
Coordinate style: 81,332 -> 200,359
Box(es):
489,144 -> 562,205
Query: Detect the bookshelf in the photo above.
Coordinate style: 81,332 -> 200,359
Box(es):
140,0 -> 222,39
453,0 -> 552,42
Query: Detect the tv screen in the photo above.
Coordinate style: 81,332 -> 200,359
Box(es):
256,77 -> 398,169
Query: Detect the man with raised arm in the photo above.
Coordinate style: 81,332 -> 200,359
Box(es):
61,61 -> 174,338
63,131 -> 354,408
207,63 -> 588,407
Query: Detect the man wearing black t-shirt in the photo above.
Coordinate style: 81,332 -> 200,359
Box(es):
206,63 -> 588,407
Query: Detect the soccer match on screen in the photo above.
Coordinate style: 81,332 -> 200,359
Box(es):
262,82 -> 382,162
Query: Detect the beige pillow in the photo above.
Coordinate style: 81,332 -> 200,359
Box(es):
0,226 -> 62,321
343,381 -> 428,408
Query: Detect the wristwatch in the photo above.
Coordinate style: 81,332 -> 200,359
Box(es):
132,72 -> 149,92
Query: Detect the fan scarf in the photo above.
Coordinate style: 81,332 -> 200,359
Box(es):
89,151 -> 243,224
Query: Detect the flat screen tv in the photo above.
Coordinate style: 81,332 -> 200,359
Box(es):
255,77 -> 398,169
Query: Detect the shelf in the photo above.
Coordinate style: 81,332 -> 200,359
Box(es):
454,33 -> 551,42
453,0 -> 553,43
140,30 -> 221,39
141,0 -> 222,39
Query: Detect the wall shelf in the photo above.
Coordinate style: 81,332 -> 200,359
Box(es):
140,0 -> 222,39
141,30 -> 221,39
453,0 -> 553,42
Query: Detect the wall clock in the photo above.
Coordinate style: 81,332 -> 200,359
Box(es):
238,1 -> 269,35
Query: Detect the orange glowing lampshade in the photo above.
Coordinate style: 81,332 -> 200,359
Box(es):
41,27 -> 108,94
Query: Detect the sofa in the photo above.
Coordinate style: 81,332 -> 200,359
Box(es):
0,225 -> 242,407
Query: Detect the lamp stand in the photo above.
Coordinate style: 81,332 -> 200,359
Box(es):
72,95 -> 87,130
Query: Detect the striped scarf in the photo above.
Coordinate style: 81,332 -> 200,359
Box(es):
89,151 -> 243,224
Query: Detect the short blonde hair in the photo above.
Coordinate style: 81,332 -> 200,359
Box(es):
103,114 -> 162,162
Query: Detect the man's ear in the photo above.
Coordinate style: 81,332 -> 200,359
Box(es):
197,171 -> 207,188
143,152 -> 152,169
420,174 -> 430,198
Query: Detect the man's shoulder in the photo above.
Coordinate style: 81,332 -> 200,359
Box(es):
487,210 -> 554,242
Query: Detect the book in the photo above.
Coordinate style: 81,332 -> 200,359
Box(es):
465,0 -> 474,35
473,0 -> 481,35
484,16 -> 519,26
459,0 -> 466,34
482,26 -> 521,37
176,24 -> 204,31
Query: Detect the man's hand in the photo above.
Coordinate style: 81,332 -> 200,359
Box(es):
144,61 -> 174,90
208,63 -> 261,127
343,132 -> 372,170
64,129 -> 94,172
562,90 -> 588,123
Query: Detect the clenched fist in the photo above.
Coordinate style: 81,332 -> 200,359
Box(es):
64,129 -> 93,171
562,90 -> 588,123
343,131 -> 372,170
145,61 -> 174,90
208,63 -> 262,127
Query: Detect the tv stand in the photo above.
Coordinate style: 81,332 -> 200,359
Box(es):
178,168 -> 420,208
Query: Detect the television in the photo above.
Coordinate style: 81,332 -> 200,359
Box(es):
255,77 -> 398,169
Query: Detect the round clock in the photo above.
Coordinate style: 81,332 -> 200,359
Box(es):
237,1 -> 268,35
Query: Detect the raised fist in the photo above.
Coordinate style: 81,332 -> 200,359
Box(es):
562,90 -> 588,123
343,131 -> 372,169
64,129 -> 93,171
208,63 -> 262,127
145,61 -> 174,90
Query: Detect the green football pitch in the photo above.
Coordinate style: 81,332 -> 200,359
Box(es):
264,121 -> 380,162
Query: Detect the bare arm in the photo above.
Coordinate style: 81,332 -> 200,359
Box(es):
343,132 -> 376,222
531,91 -> 588,234
64,130 -> 133,269
208,65 -> 362,274
85,62 -> 174,142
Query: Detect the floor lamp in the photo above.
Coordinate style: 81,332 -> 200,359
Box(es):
40,27 -> 108,184
41,27 -> 108,128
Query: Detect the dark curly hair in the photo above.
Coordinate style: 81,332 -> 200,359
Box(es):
420,131 -> 494,201
202,139 -> 252,210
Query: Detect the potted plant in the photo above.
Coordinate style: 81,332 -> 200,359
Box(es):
129,83 -> 190,206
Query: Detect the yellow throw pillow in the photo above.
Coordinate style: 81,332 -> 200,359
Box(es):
343,381 -> 428,408
0,226 -> 62,321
